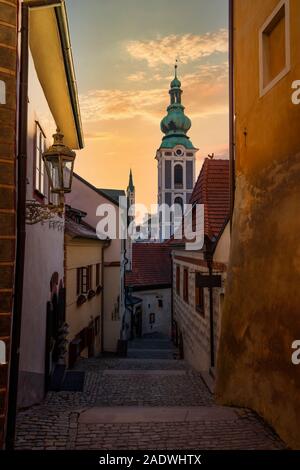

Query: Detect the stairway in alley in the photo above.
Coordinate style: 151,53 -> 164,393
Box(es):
15,334 -> 285,450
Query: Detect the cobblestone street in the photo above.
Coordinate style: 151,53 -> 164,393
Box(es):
15,336 -> 285,450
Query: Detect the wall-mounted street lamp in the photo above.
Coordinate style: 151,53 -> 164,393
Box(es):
26,129 -> 76,225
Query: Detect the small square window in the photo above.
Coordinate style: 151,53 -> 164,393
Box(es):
149,313 -> 155,324
259,0 -> 290,96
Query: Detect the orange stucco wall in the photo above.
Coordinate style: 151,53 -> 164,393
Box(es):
216,0 -> 300,449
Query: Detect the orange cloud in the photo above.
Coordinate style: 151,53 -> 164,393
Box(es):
79,63 -> 228,124
126,30 -> 228,67
84,131 -> 114,141
127,71 -> 146,82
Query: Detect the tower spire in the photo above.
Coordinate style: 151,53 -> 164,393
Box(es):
160,65 -> 193,147
128,168 -> 134,192
174,59 -> 178,78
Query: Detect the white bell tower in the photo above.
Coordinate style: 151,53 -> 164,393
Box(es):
156,65 -> 198,239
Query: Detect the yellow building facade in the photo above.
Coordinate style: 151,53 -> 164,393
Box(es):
65,210 -> 108,366
217,0 -> 300,448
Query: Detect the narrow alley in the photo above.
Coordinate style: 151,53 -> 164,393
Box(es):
15,335 -> 285,450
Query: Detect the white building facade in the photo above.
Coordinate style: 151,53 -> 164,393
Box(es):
18,3 -> 83,407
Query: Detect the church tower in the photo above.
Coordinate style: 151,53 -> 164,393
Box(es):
127,168 -> 135,211
126,169 -> 135,270
156,64 -> 197,238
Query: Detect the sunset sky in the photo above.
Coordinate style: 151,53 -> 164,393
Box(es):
66,0 -> 229,210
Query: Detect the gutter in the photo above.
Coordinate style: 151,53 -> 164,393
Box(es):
205,240 -> 215,369
54,2 -> 84,149
170,252 -> 174,343
100,249 -> 104,354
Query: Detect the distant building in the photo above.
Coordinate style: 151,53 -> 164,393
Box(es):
156,65 -> 197,239
66,174 -> 125,353
135,213 -> 159,242
170,158 -> 230,382
126,170 -> 135,270
64,206 -> 109,368
125,243 -> 172,339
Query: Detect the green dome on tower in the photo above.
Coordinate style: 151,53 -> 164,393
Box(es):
159,64 -> 194,150
170,66 -> 181,88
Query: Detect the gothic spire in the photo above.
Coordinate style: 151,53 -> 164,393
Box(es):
128,169 -> 134,192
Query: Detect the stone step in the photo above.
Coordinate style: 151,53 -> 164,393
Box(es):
102,370 -> 186,376
127,349 -> 177,359
79,406 -> 240,424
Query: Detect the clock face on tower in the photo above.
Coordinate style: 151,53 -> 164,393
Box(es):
176,148 -> 183,156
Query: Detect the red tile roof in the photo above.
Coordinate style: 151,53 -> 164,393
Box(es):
168,158 -> 230,245
125,243 -> 172,288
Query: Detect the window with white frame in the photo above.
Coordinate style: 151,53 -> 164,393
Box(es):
35,123 -> 46,195
259,0 -> 290,96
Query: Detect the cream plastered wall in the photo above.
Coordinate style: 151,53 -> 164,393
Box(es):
213,224 -> 230,264
18,52 -> 63,408
65,238 -> 103,355
103,266 -> 122,352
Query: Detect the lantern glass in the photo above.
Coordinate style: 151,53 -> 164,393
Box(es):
43,155 -> 61,193
62,159 -> 74,192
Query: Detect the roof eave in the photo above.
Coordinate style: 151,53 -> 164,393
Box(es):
55,3 -> 84,149
27,0 -> 84,149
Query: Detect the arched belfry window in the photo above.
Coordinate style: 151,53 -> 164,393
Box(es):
174,164 -> 183,188
174,196 -> 183,212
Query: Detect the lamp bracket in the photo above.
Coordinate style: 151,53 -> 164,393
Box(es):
25,200 -> 64,225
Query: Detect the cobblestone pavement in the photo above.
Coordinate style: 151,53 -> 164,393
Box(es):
15,336 -> 286,450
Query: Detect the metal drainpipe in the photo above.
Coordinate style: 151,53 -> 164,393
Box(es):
170,253 -> 174,343
101,239 -> 110,354
206,242 -> 215,369
229,0 -> 235,229
6,0 -> 64,450
100,247 -> 105,354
